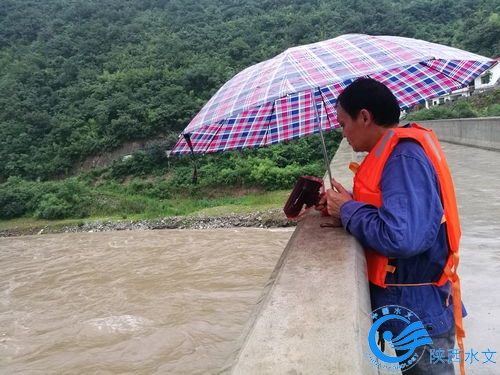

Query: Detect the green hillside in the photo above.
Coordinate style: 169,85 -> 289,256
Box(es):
1,0 -> 499,222
1,0 -> 499,181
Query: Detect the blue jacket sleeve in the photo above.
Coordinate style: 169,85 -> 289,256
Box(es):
340,142 -> 444,258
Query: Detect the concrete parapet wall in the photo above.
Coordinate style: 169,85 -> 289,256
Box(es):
226,139 -> 378,374
419,117 -> 500,151
229,216 -> 376,375
226,118 -> 499,373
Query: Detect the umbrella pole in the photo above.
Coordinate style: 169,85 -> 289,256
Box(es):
318,125 -> 333,189
313,92 -> 333,189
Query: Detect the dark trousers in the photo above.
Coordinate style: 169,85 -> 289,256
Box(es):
396,327 -> 456,374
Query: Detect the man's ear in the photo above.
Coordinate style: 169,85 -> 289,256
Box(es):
358,109 -> 373,127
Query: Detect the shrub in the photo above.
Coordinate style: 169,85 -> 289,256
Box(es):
250,161 -> 304,190
0,190 -> 28,219
453,101 -> 479,118
406,106 -> 454,121
29,178 -> 91,219
486,103 -> 500,117
0,177 -> 33,219
34,193 -> 72,219
127,178 -> 172,199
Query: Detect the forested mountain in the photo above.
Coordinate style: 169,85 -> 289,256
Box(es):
1,0 -> 499,181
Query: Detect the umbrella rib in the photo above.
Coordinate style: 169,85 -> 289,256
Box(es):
318,89 -> 336,130
260,100 -> 276,148
419,59 -> 494,88
417,60 -> 472,99
200,120 -> 226,154
376,35 -> 432,61
264,53 -> 287,102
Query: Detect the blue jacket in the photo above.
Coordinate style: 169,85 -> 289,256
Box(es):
340,139 -> 463,336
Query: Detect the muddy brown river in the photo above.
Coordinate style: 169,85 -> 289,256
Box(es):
0,228 -> 293,374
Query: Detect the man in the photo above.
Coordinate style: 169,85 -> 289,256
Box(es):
318,78 -> 464,374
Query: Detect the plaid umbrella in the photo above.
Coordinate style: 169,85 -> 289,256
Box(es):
172,33 -> 495,155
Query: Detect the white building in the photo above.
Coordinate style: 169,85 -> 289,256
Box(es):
424,58 -> 500,108
474,58 -> 500,92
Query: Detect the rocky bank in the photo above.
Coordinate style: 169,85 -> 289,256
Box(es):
0,208 -> 298,237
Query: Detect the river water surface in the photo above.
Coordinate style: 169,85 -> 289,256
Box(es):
0,228 -> 293,374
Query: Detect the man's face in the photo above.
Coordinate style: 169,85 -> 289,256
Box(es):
336,104 -> 366,152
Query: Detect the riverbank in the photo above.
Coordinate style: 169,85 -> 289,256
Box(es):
0,208 -> 297,237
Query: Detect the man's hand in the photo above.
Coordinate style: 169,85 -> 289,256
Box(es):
316,179 -> 352,219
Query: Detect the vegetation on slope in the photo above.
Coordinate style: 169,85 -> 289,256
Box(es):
1,0 -> 499,181
1,0 -> 499,223
404,89 -> 500,121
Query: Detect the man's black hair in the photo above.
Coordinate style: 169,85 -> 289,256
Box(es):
337,77 -> 400,127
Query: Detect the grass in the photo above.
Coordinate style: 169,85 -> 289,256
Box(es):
0,189 -> 290,231
86,188 -> 289,217
187,190 -> 290,216
0,217 -> 87,231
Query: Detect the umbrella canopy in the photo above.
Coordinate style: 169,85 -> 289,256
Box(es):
172,33 -> 495,155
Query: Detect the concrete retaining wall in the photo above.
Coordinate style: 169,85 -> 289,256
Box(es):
228,216 -> 376,375
419,117 -> 500,151
226,139 -> 379,374
226,118 -> 499,374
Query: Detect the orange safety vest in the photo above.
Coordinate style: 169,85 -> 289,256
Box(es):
351,123 -> 466,374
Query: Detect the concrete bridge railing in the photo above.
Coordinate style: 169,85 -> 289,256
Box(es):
225,138 -> 378,374
419,117 -> 500,151
226,117 -> 499,374
227,215 -> 376,374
